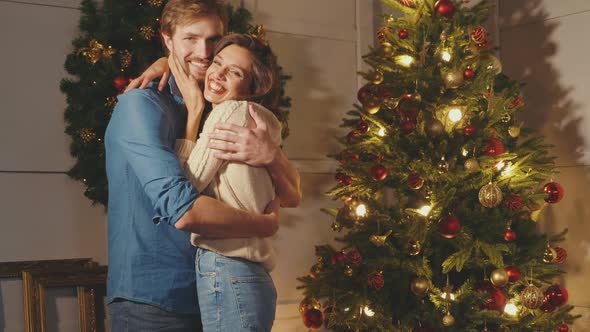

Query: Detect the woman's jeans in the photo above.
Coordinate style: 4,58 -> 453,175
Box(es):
195,248 -> 277,332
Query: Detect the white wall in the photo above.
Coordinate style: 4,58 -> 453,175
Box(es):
499,0 -> 590,329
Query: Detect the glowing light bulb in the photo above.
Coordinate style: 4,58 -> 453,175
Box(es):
495,160 -> 506,171
448,108 -> 463,123
355,203 -> 367,218
396,55 -> 415,67
441,50 -> 452,62
378,128 -> 386,137
461,147 -> 469,157
501,162 -> 514,176
363,306 -> 375,317
441,291 -> 456,301
418,205 -> 432,217
504,303 -> 518,316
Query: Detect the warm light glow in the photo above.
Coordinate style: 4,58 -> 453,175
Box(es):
396,55 -> 415,67
504,303 -> 518,316
344,307 -> 350,312
441,291 -> 456,301
495,160 -> 506,171
501,163 -> 514,176
378,128 -> 386,137
461,147 -> 469,157
355,203 -> 368,218
448,108 -> 463,123
418,205 -> 432,217
363,306 -> 375,317
441,50 -> 452,62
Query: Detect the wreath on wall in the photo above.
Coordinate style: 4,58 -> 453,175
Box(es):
62,0 -> 291,207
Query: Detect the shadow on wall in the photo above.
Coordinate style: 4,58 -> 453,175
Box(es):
499,0 -> 590,312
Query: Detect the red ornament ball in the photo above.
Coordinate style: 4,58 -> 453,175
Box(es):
113,75 -> 129,92
503,229 -> 516,242
350,154 -> 360,162
345,247 -> 362,266
399,28 -> 409,39
509,96 -> 524,109
470,26 -> 488,45
504,194 -> 523,210
554,247 -> 568,263
483,138 -> 506,156
434,0 -> 455,18
407,172 -> 424,190
463,68 -> 475,79
371,164 -> 388,181
331,251 -> 345,265
357,85 -> 372,104
400,120 -> 416,135
476,280 -> 507,312
438,215 -> 461,239
368,271 -> 385,290
346,130 -> 361,143
543,182 -> 564,203
504,266 -> 521,282
302,308 -> 324,329
545,285 -> 568,307
559,324 -> 569,332
357,120 -> 370,133
335,173 -> 352,186
539,299 -> 556,313
463,124 -> 476,136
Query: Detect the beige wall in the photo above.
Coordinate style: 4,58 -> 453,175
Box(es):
499,0 -> 590,329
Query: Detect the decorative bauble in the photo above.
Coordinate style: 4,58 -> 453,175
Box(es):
371,164 -> 388,181
344,247 -> 362,266
438,215 -> 461,239
504,194 -> 523,210
396,94 -> 420,121
370,230 -> 392,247
437,159 -> 449,173
302,308 -> 324,329
380,42 -> 394,57
545,285 -> 568,307
309,263 -> 322,279
357,120 -> 370,133
501,113 -> 511,123
543,182 -> 564,203
369,71 -> 384,85
490,268 -> 509,287
464,158 -> 481,173
113,75 -> 129,92
299,297 -> 321,314
331,251 -> 345,265
400,120 -> 417,135
331,222 -> 343,232
79,128 -> 97,144
426,118 -> 444,137
434,0 -> 455,18
543,246 -> 557,263
408,240 -> 422,256
479,182 -> 503,208
540,299 -> 556,313
398,0 -> 416,7
470,26 -> 488,45
368,271 -> 385,290
363,95 -> 381,114
487,55 -> 503,74
554,247 -> 568,263
508,125 -> 521,138
503,229 -> 516,242
399,28 -> 409,39
521,284 -> 544,309
410,276 -> 429,296
509,96 -> 524,109
442,313 -> 455,327
443,69 -> 464,88
140,25 -> 156,40
559,324 -> 569,332
463,68 -> 475,79
407,173 -> 425,190
346,129 -> 361,143
504,266 -> 521,282
463,124 -> 476,136
476,280 -> 506,312
357,85 -> 372,104
483,138 -> 505,156
344,265 -> 354,276
337,173 -> 352,186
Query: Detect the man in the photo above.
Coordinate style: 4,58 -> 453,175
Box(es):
105,0 -> 301,330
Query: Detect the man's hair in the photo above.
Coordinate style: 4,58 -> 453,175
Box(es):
160,0 -> 227,37
213,34 -> 278,102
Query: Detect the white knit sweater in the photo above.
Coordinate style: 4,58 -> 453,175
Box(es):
175,100 -> 282,271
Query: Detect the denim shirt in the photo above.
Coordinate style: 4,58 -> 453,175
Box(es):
105,77 -> 200,314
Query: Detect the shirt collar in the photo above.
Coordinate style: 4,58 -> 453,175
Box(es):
167,75 -> 185,105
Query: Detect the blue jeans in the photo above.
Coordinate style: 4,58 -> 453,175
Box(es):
195,248 -> 277,332
109,299 -> 202,331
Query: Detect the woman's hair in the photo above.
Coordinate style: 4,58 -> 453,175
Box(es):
160,0 -> 227,37
213,34 -> 279,104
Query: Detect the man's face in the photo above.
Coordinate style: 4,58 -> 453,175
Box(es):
162,16 -> 223,81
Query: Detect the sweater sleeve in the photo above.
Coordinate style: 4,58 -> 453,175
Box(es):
184,100 -> 248,192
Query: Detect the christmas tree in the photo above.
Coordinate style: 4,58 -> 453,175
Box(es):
61,0 -> 291,206
297,0 -> 578,331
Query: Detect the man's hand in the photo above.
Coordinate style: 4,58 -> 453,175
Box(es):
260,197 -> 280,237
207,104 -> 280,167
125,57 -> 170,92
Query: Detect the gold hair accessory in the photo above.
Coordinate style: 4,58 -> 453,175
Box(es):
251,25 -> 268,46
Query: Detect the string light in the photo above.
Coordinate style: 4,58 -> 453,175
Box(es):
396,55 -> 415,67
418,205 -> 432,217
363,306 -> 375,317
504,303 -> 518,316
448,107 -> 463,123
441,50 -> 452,62
355,203 -> 368,218
501,162 -> 514,176
378,128 -> 386,137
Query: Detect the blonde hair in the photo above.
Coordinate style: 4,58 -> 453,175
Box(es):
160,0 -> 227,37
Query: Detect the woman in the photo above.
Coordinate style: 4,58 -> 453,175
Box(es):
165,33 -> 294,332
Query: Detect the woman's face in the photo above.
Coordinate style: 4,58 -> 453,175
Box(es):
204,44 -> 253,106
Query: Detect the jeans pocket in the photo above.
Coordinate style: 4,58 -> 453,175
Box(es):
195,248 -> 216,277
230,273 -> 277,331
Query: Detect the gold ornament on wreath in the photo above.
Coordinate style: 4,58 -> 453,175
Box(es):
140,26 -> 156,40
120,49 -> 133,70
442,313 -> 455,327
443,68 -> 464,88
79,128 -> 97,144
490,268 -> 509,287
479,182 -> 503,208
78,39 -> 116,65
410,276 -> 429,296
521,284 -> 544,309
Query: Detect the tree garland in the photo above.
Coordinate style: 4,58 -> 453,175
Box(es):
62,0 -> 291,206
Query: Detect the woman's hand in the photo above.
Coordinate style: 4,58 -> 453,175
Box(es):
169,54 -> 205,141
125,57 -> 170,92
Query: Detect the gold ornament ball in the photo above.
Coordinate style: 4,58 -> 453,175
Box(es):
380,42 -> 395,57
442,313 -> 455,327
443,69 -> 464,88
344,265 -> 354,277
370,71 -> 384,85
426,118 -> 444,137
521,284 -> 544,309
501,113 -> 511,123
383,97 -> 398,109
299,297 -> 321,314
364,96 -> 381,114
479,182 -> 503,208
487,55 -> 503,74
490,268 -> 509,287
543,247 -> 557,263
410,276 -> 429,296
508,125 -> 521,138
464,158 -> 480,173
408,240 -> 422,256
